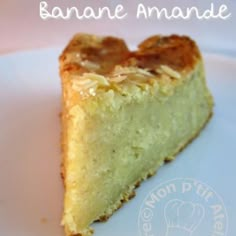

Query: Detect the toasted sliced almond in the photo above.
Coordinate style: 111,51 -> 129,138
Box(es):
109,75 -> 127,83
81,60 -> 101,70
82,73 -> 110,86
72,79 -> 98,91
160,65 -> 181,79
113,66 -> 152,77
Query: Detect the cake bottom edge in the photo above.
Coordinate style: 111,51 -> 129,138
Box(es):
65,110 -> 213,236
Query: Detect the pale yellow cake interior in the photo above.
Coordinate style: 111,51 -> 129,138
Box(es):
60,34 -> 213,236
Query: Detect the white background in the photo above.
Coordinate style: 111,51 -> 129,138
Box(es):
0,0 -> 236,55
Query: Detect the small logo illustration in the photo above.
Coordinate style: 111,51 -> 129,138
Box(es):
164,199 -> 205,236
138,178 -> 228,236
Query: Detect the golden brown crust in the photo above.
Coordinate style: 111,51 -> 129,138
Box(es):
131,35 -> 201,72
60,34 -> 201,77
60,34 -> 130,75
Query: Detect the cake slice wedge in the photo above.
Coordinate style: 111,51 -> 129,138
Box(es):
59,34 -> 213,236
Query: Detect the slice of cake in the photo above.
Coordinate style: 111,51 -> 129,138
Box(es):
59,34 -> 213,236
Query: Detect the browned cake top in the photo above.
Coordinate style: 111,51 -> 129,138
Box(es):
60,34 -> 202,99
60,34 -> 201,76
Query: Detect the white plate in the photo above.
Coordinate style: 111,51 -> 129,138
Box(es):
0,49 -> 235,236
